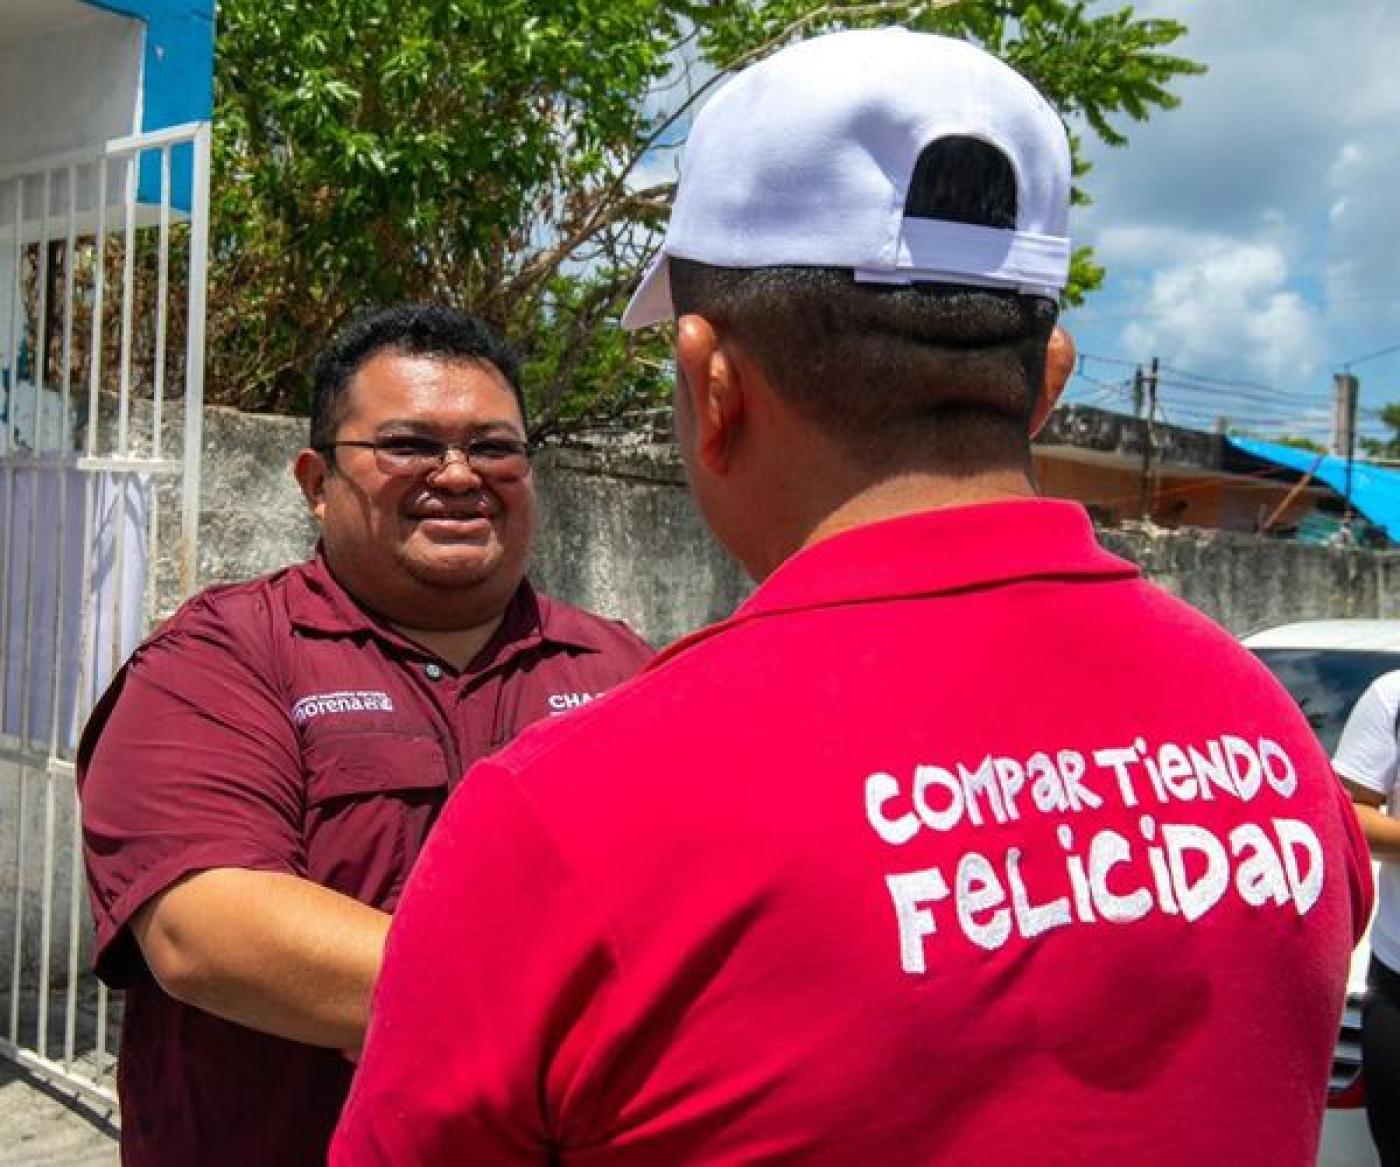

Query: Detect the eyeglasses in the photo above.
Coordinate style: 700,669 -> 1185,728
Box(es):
319,435 -> 532,479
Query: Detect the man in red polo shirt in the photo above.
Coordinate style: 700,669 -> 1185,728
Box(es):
77,304 -> 653,1166
334,31 -> 1372,1166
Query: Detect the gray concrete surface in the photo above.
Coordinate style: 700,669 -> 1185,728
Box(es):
0,1063 -> 116,1166
0,1045 -> 1379,1164
186,401 -> 1399,646
1320,1109 -> 1380,1167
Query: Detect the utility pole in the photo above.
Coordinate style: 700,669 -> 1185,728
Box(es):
1138,357 -> 1159,521
1333,371 -> 1359,529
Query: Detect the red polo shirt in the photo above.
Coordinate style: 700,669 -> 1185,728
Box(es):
334,500 -> 1372,1166
78,551 -> 653,1167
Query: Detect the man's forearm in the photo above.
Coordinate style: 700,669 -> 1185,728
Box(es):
132,867 -> 391,1049
1353,803 -> 1400,862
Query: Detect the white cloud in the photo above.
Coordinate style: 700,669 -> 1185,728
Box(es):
1114,235 -> 1323,386
1323,133 -> 1400,332
1067,0 -> 1400,415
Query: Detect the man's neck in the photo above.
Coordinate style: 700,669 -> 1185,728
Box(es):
319,551 -> 525,672
742,466 -> 1038,581
807,468 -> 1038,547
390,616 -> 507,672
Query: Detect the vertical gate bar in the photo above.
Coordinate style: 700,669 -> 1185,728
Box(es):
66,176 -> 104,758
146,148 -> 171,631
153,147 -> 171,461
60,164 -> 77,452
0,453 -> 10,733
64,782 -> 81,1068
31,175 -> 58,1059
0,178 -> 16,1062
13,174 -> 40,759
109,146 -> 139,679
0,174 -> 20,754
76,149 -> 108,763
85,159 -> 108,459
107,471 -> 130,685
37,764 -> 56,1059
1,177 -> 22,746
116,150 -> 138,458
96,978 -> 109,1062
0,178 -> 14,729
68,165 -> 107,1014
19,172 -> 52,746
67,464 -> 102,1070
6,175 -> 21,450
180,124 -> 211,600
35,170 -> 51,407
67,468 -> 99,813
7,766 -> 27,1045
53,166 -> 82,1073
50,166 -> 79,755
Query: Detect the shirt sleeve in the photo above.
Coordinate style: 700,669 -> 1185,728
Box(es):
1332,673 -> 1400,799
331,761 -> 619,1165
78,595 -> 306,985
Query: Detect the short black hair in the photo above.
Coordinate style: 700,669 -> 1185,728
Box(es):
309,304 -> 524,451
669,137 -> 1057,473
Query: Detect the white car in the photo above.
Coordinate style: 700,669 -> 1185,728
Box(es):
1243,619 -> 1399,1167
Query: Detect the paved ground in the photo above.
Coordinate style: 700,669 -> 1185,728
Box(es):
0,1064 -> 117,1166
1322,1110 -> 1381,1167
0,1058 -> 1380,1166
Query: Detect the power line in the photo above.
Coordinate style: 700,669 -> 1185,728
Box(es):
1077,351 -> 1323,406
1341,340 -> 1400,371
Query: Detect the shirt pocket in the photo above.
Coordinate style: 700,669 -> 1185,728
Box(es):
302,734 -> 450,908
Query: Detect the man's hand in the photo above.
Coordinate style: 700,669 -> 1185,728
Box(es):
132,867 -> 391,1049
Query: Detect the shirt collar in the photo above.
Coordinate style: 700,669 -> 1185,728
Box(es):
654,499 -> 1137,665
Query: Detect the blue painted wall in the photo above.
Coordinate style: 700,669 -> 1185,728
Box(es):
84,1 -> 214,130
81,1 -> 214,211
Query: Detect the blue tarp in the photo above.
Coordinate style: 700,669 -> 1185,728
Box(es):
1226,435 -> 1400,543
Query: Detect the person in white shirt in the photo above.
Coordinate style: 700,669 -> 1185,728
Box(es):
1334,671 -> 1400,1166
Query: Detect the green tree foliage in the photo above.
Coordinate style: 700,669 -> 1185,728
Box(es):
1360,402 -> 1400,459
209,0 -> 1202,433
1275,435 -> 1328,455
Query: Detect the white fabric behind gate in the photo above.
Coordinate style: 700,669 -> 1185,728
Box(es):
1,465 -> 149,753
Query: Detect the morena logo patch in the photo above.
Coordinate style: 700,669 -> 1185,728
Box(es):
292,690 -> 394,725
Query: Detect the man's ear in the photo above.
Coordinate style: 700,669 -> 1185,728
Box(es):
675,313 -> 745,475
1030,325 -> 1074,438
293,448 -> 330,524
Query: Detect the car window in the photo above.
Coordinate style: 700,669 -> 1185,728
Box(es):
1252,648 -> 1400,755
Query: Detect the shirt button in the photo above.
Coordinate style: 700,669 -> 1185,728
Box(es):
425,663 -> 444,680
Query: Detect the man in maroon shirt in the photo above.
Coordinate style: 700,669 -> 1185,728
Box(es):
78,303 -> 653,1166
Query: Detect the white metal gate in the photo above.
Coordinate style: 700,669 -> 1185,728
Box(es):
0,121 -> 210,1111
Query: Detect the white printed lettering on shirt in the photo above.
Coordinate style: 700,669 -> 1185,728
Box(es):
291,690 -> 394,724
865,733 -> 1327,974
548,692 -> 603,713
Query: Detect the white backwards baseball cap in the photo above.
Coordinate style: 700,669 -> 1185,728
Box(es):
621,27 -> 1072,330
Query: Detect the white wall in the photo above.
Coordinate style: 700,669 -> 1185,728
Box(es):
0,3 -> 144,171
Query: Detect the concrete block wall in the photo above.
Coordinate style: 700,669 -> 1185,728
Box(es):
529,445 -> 751,647
1099,523 -> 1395,637
194,407 -> 1397,645
198,403 -> 317,589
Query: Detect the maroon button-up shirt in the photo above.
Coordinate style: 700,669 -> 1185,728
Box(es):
78,552 -> 653,1167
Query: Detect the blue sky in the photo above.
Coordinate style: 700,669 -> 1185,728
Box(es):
1061,0 -> 1400,449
